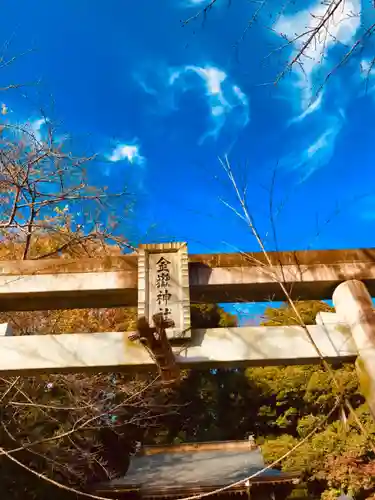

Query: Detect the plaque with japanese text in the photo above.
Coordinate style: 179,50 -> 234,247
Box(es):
137,242 -> 191,339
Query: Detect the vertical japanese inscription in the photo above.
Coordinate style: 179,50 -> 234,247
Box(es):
155,256 -> 172,321
137,243 -> 191,339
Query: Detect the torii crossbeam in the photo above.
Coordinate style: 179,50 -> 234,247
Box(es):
0,243 -> 374,415
0,245 -> 375,311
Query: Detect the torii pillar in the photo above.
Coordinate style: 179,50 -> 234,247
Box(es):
333,279 -> 375,418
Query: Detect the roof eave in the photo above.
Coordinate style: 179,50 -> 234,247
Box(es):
95,474 -> 301,497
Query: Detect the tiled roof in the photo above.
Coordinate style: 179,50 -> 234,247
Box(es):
104,440 -> 300,495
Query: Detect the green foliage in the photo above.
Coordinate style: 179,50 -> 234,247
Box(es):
261,434 -> 299,468
259,301 -> 375,499
190,303 -> 238,328
150,300 -> 375,499
297,414 -> 323,438
261,300 -> 334,326
263,404 -> 375,498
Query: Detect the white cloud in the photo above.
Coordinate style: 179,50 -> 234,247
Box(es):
358,58 -> 375,97
282,115 -> 343,180
306,126 -> 339,159
108,143 -> 145,164
8,116 -> 49,145
180,0 -> 208,6
232,85 -> 248,107
169,66 -> 228,98
2,114 -> 69,150
187,0 -> 206,5
360,59 -> 375,80
29,118 -> 48,142
168,64 -> 249,142
288,91 -> 324,125
136,77 -> 158,96
360,59 -> 373,76
275,0 -> 360,110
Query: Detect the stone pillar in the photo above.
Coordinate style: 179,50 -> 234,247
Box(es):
333,279 -> 375,418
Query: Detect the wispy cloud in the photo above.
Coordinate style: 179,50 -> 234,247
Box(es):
0,113 -> 64,151
282,114 -> 344,180
275,0 -> 360,110
108,143 -> 145,164
360,59 -> 375,78
306,126 -> 339,159
288,92 -> 324,125
180,0 -> 210,7
6,116 -> 50,145
29,117 -> 48,142
168,64 -> 249,143
359,59 -> 375,94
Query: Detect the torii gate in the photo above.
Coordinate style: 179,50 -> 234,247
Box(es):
0,243 -> 374,414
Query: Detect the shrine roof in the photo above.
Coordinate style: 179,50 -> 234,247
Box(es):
97,440 -> 300,497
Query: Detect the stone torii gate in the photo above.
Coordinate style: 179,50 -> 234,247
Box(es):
0,243 -> 374,413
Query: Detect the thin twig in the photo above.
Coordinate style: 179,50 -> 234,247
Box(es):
219,154 -> 375,452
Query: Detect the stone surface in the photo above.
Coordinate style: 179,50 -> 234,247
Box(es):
0,324 -> 357,375
0,271 -> 137,311
1,246 -> 375,311
138,243 -> 191,339
333,279 -> 375,418
0,323 -> 12,336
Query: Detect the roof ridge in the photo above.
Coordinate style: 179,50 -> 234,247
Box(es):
140,440 -> 260,456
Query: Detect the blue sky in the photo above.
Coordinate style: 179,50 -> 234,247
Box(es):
1,0 -> 375,319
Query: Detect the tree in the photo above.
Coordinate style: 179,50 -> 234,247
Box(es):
261,300 -> 334,326
0,140 -> 244,497
214,154 -> 375,498
0,126 -> 245,497
182,0 -> 371,95
258,301 -> 375,500
190,303 -> 238,328
0,118 -> 134,260
0,119 -> 162,498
